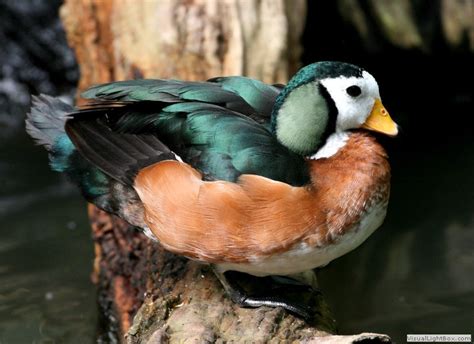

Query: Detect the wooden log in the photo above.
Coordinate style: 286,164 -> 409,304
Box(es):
60,0 -> 391,342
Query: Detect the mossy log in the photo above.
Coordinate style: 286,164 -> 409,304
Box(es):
60,0 -> 391,342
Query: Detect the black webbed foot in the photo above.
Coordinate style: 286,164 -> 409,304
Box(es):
213,268 -> 320,321
233,292 -> 314,320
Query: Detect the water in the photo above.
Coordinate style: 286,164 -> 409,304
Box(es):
0,1 -> 94,341
0,133 -> 98,343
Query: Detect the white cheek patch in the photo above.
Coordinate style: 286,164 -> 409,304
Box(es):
320,71 -> 380,132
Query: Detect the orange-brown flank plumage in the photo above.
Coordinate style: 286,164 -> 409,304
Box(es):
134,132 -> 390,266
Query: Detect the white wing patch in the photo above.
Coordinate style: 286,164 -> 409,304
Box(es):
143,226 -> 159,242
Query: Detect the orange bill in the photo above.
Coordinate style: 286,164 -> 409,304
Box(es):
362,99 -> 398,136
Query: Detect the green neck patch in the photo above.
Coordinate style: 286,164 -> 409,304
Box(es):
275,82 -> 328,155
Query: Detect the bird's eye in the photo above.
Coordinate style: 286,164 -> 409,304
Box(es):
346,85 -> 361,97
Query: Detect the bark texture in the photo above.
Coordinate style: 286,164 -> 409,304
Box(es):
60,0 -> 306,103
60,0 -> 392,342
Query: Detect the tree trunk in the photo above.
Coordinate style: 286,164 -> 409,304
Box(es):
60,1 -> 391,342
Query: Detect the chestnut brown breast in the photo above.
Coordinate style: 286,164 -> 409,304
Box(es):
134,132 -> 390,264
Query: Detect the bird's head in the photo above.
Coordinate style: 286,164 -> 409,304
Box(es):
271,61 -> 398,156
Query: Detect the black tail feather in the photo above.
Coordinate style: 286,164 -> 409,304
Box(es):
25,95 -> 73,150
66,117 -> 176,186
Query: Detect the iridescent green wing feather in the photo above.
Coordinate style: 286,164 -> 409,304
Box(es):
78,78 -> 309,186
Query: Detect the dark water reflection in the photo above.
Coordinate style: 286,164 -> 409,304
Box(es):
0,133 -> 97,343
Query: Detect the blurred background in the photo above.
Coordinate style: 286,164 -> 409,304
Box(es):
0,0 -> 472,342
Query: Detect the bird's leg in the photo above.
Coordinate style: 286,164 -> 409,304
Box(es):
272,270 -> 321,292
212,267 -> 316,320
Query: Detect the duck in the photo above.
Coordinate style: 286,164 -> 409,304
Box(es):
26,61 -> 398,319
